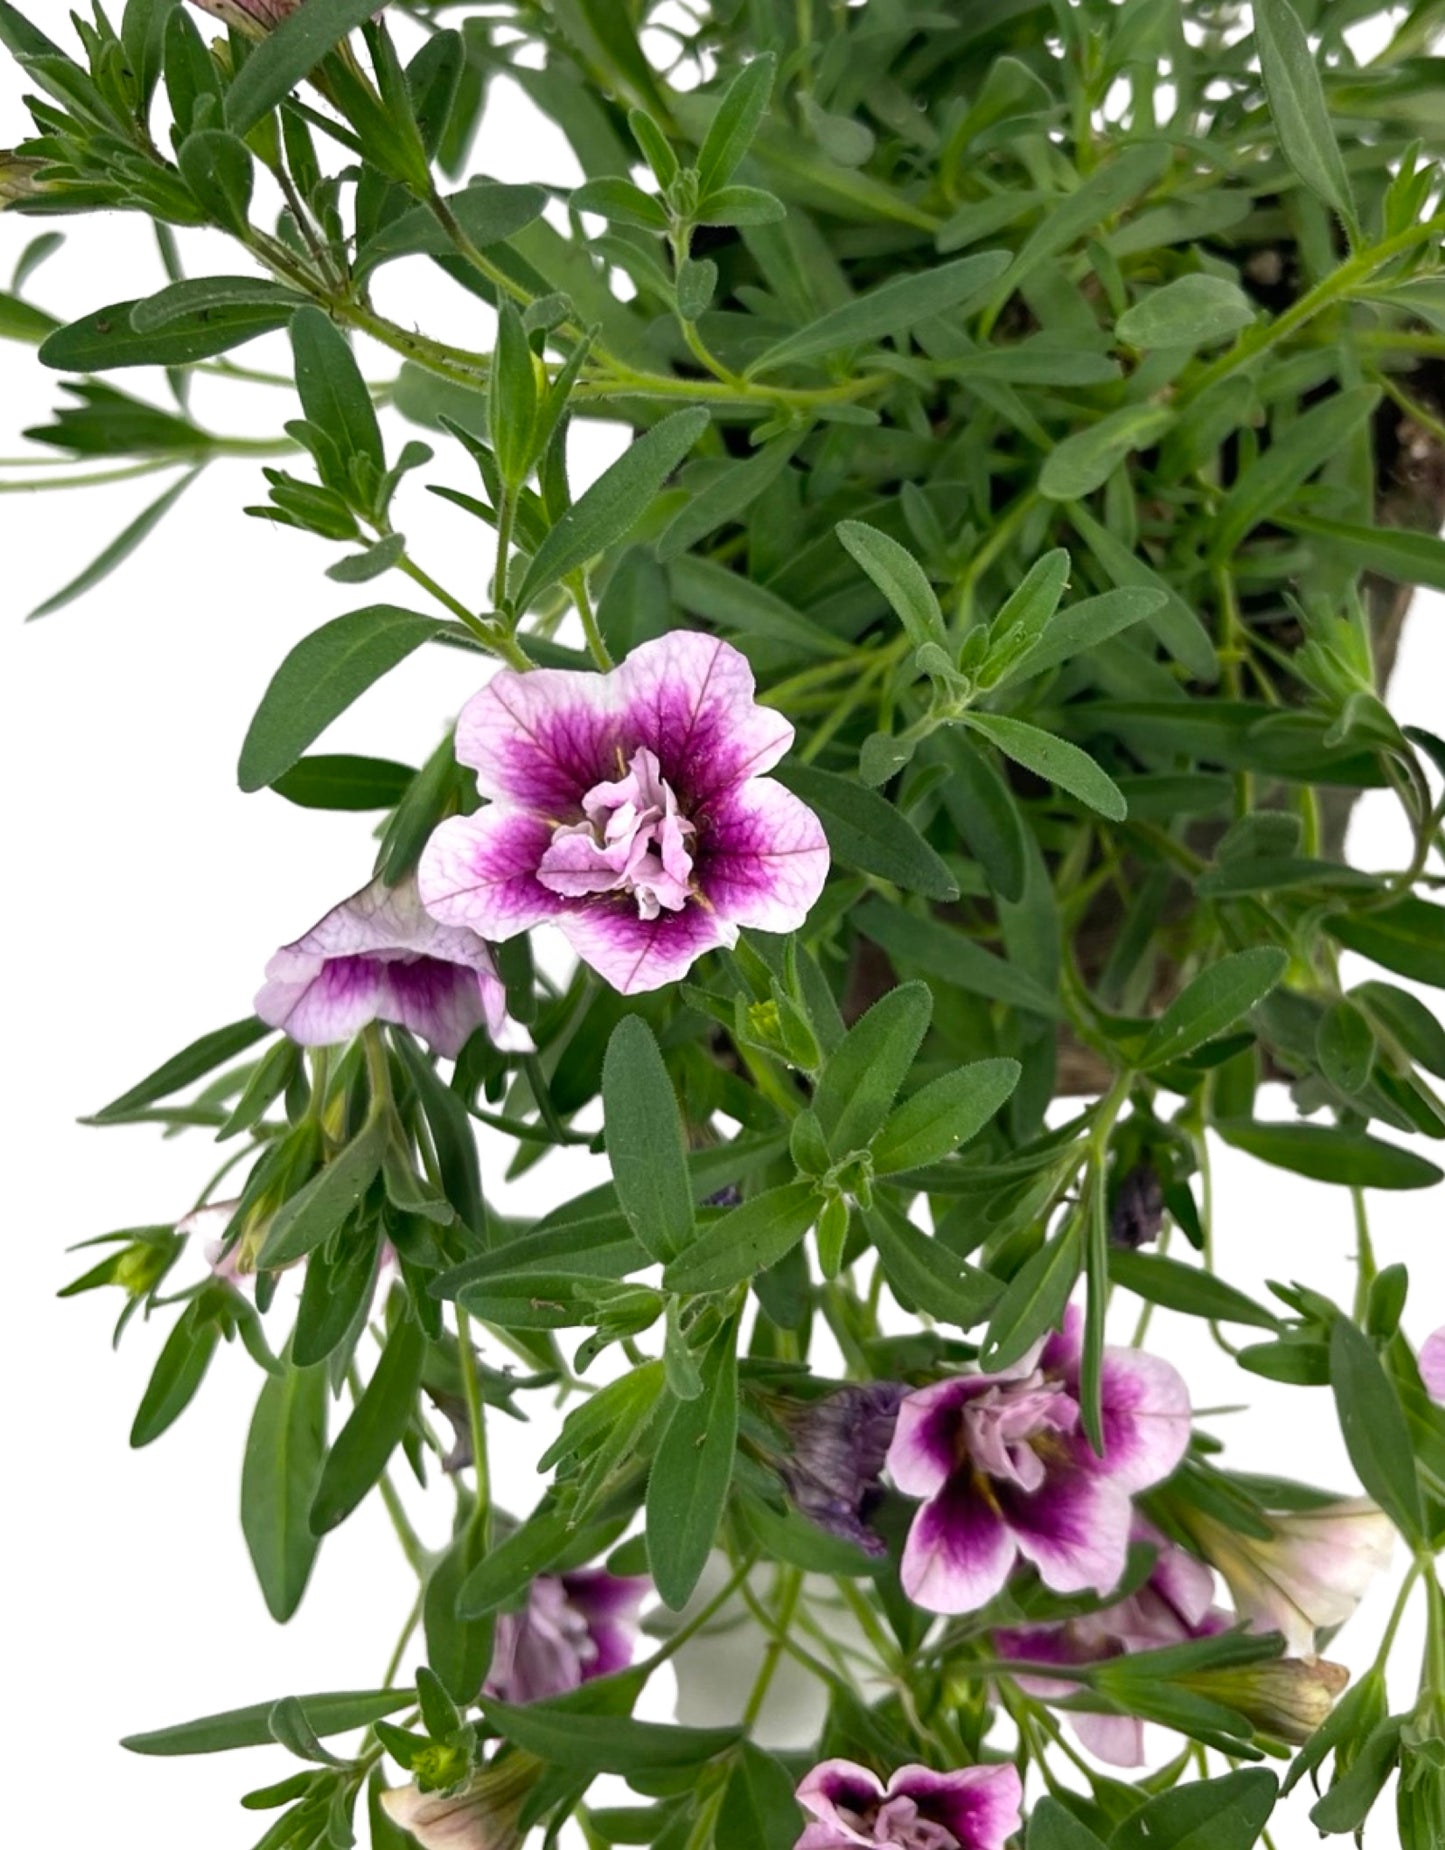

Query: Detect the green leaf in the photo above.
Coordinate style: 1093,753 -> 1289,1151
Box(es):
130,1303 -> 221,1447
122,1689 -> 413,1757
1253,0 -> 1357,233
39,297 -> 293,371
477,1697 -> 738,1775
28,468 -> 201,620
855,898 -> 1062,1017
241,1357 -> 329,1623
572,176 -> 669,229
258,1117 -> 388,1268
998,587 -> 1165,685
1325,896 -> 1445,988
746,250 -> 1010,377
1108,1250 -> 1281,1331
290,306 -> 384,484
715,1742 -> 803,1850
932,730 -> 1028,903
1110,1768 -> 1278,1850
1039,404 -> 1175,500
423,1524 -> 495,1705
1067,502 -> 1217,679
668,553 -> 848,658
1216,1119 -> 1443,1190
177,128 -> 254,237
1316,998 -> 1376,1094
129,276 -> 308,333
656,434 -> 799,561
91,1016 -> 270,1123
836,520 -> 948,650
1115,274 -> 1256,350
0,0 -> 63,57
1280,512 -> 1445,590
697,55 -> 776,195
354,183 -> 547,276
1353,980 -> 1445,1077
813,981 -> 932,1156
270,754 -> 416,812
1210,386 -> 1379,560
1026,1800 -> 1108,1850
696,184 -> 787,227
646,1318 -> 739,1609
981,548 -> 1071,684
773,763 -> 957,900
602,1016 -> 694,1264
962,712 -> 1127,821
872,1059 -> 1020,1173
1329,1316 -> 1424,1544
1140,948 -> 1287,1068
516,408 -> 709,608
988,145 -> 1168,304
238,606 -> 441,793
309,1314 -> 426,1535
866,1202 -> 1003,1330
662,1181 -> 818,1295
225,0 -> 382,136
456,1503 -> 574,1619
980,1222 -> 1082,1371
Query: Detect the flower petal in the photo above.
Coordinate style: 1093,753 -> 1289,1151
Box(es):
887,1378 -> 980,1498
888,1764 -> 1023,1850
795,1759 -> 883,1848
558,898 -> 735,995
383,958 -> 495,1060
616,631 -> 795,800
1001,1469 -> 1132,1597
419,809 -> 568,941
698,777 -> 830,932
1072,1710 -> 1147,1769
1081,1347 -> 1192,1492
256,951 -> 385,1046
1421,1326 -> 1445,1402
900,1474 -> 1018,1614
455,661 -> 624,813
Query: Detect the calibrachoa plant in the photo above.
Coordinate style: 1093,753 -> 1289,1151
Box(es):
9,0 -> 1445,1846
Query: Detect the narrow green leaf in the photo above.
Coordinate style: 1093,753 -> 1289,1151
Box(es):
963,712 -> 1127,821
1140,948 -> 1287,1068
773,763 -> 957,899
1108,1250 -> 1281,1331
855,898 -> 1062,1017
1110,1768 -> 1278,1850
517,408 -> 709,607
872,1059 -> 1020,1174
290,306 -> 384,482
814,981 -> 932,1155
122,1689 -> 413,1757
309,1314 -> 426,1535
225,0 -> 381,136
130,1304 -> 221,1447
716,1742 -> 803,1850
1325,896 -> 1445,988
477,1697 -> 738,1775
238,606 -> 440,792
257,1116 -> 388,1268
456,1503 -> 573,1619
836,519 -> 947,650
1115,274 -> 1256,350
1329,1317 -> 1424,1543
866,1202 -> 1003,1330
646,1319 -> 739,1608
1210,386 -> 1379,560
1216,1119 -> 1443,1190
980,1223 -> 1083,1371
662,1181 -> 818,1295
1039,404 -> 1175,500
999,587 -> 1165,685
1067,501 -> 1218,679
1280,511 -> 1445,590
354,183 -> 547,276
91,1016 -> 270,1123
697,55 -> 776,195
29,468 -> 201,620
747,250 -> 1010,377
1026,1800 -> 1109,1850
602,1016 -> 694,1264
423,1525 -> 495,1705
656,435 -> 798,562
1254,0 -> 1357,232
241,1357 -> 329,1623
129,276 -> 307,332
39,297 -> 292,371
270,754 -> 415,812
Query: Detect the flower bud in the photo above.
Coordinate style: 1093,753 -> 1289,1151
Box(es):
187,0 -> 305,32
0,153 -> 47,207
1180,1655 -> 1348,1744
379,1750 -> 540,1850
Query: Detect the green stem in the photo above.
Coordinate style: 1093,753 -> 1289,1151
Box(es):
1351,1186 -> 1377,1325
568,570 -> 613,670
742,1568 -> 804,1728
454,1306 -> 491,1549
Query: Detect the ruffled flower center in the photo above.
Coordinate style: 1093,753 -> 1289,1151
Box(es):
840,1796 -> 960,1849
956,1372 -> 1079,1494
536,746 -> 696,920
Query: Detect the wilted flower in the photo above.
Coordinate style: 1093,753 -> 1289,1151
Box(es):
993,1523 -> 1227,1766
418,633 -> 830,994
1110,1164 -> 1164,1248
187,0 -> 306,30
780,1383 -> 906,1558
1179,1655 -> 1349,1745
0,152 -> 47,207
256,873 -> 524,1060
379,1751 -> 538,1850
795,1760 -> 1022,1850
1420,1325 -> 1445,1402
1186,1500 -> 1394,1658
485,1571 -> 648,1704
887,1307 -> 1191,1615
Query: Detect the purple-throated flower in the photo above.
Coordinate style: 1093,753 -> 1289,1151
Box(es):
795,1760 -> 1022,1850
417,633 -> 830,995
485,1571 -> 648,1705
887,1308 -> 1191,1615
1185,1499 -> 1393,1658
256,874 -> 525,1060
781,1383 -> 906,1558
993,1523 -> 1227,1766
1420,1326 -> 1445,1402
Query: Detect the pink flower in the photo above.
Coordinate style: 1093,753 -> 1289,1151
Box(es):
1421,1326 -> 1445,1402
486,1572 -> 648,1704
994,1524 -> 1228,1766
417,634 -> 829,994
795,1761 -> 1022,1850
887,1309 -> 1191,1615
379,1757 -> 534,1850
256,874 -> 525,1060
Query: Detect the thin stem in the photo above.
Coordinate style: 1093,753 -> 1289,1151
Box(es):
454,1306 -> 491,1549
741,1568 -> 804,1728
568,571 -> 613,670
1351,1186 -> 1377,1325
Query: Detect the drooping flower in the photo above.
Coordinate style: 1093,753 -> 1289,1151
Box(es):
887,1308 -> 1191,1615
780,1383 -> 906,1558
1420,1326 -> 1445,1402
379,1752 -> 538,1850
1185,1500 -> 1394,1658
417,633 -> 830,995
795,1760 -> 1022,1850
187,0 -> 306,29
1109,1164 -> 1164,1249
256,873 -> 525,1060
1178,1655 -> 1349,1745
485,1571 -> 648,1705
993,1523 -> 1228,1766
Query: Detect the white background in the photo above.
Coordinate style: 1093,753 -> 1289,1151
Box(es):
1,18 -> 1441,1849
